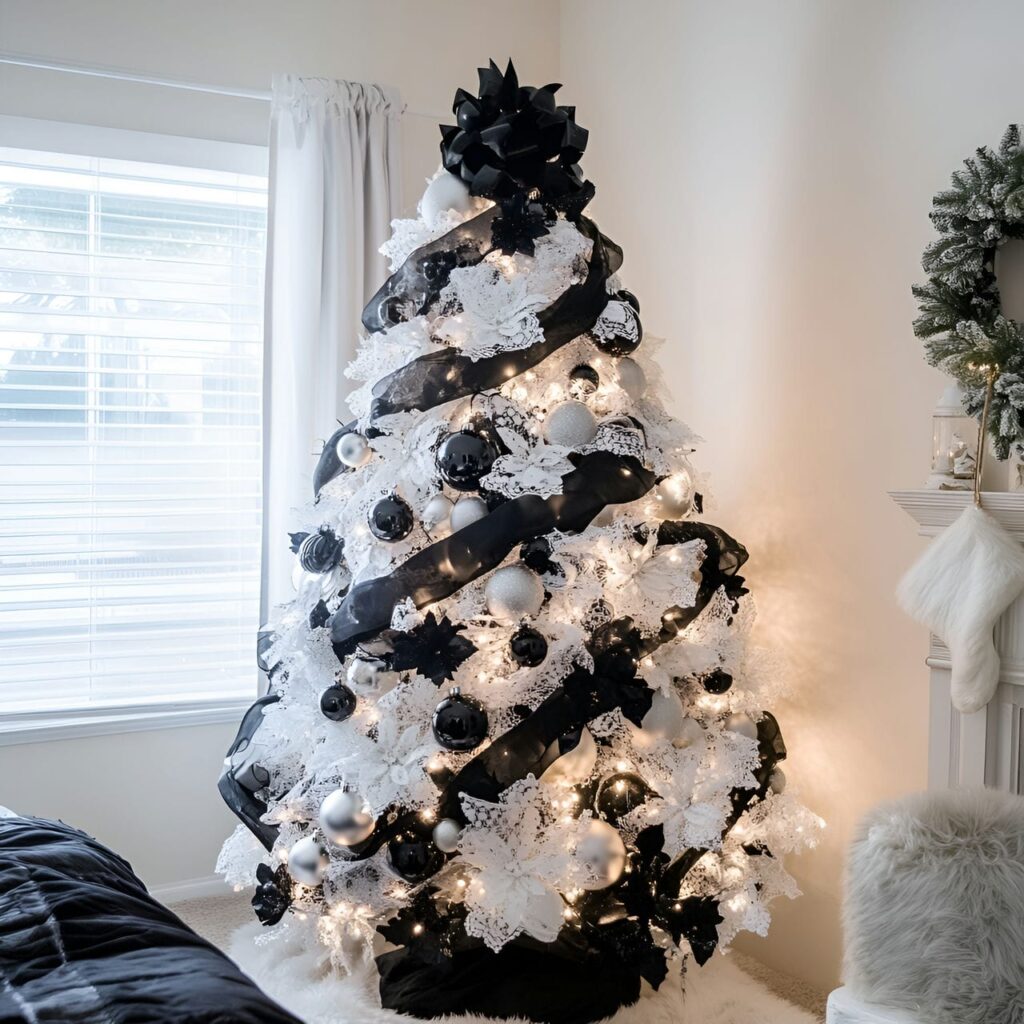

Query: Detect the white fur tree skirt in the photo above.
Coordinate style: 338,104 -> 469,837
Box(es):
227,923 -> 817,1024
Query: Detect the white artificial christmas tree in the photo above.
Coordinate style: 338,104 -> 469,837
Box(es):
219,60 -> 821,1023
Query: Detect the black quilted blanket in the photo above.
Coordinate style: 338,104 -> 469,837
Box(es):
0,816 -> 300,1023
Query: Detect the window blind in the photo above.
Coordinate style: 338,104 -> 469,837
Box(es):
0,144 -> 267,714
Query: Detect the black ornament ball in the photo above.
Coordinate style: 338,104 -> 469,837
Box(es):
519,536 -> 555,574
592,299 -> 643,357
387,823 -> 445,883
369,494 -> 415,542
616,289 -> 640,314
702,669 -> 733,695
431,688 -> 488,752
298,528 -> 343,573
320,682 -> 357,722
436,430 -> 500,491
568,363 -> 600,399
510,625 -> 548,667
596,772 -> 656,824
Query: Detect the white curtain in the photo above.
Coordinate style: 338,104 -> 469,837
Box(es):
262,76 -> 402,616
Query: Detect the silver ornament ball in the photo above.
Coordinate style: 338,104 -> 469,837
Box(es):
724,713 -> 758,740
545,400 -> 598,449
485,564 -> 544,619
616,358 -> 647,402
449,495 -> 489,532
432,817 -> 462,854
576,819 -> 627,890
640,689 -> 685,742
673,716 -> 704,750
420,173 -> 475,223
319,789 -> 375,847
769,768 -> 787,794
336,431 -> 372,468
287,835 -> 328,885
655,470 -> 695,518
422,493 -> 454,536
347,657 -> 384,691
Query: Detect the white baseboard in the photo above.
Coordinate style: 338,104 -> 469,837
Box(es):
149,873 -> 238,905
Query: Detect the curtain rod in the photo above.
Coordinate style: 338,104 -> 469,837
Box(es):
0,51 -> 442,120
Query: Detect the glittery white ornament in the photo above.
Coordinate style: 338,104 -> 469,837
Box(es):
287,835 -> 328,885
335,431 -> 372,468
544,400 -> 598,449
422,493 -> 454,536
432,817 -> 462,853
319,789 -> 375,846
450,495 -> 489,532
724,713 -> 758,740
420,173 -> 474,223
639,688 -> 685,742
539,728 -> 597,786
485,564 -> 544,619
616,358 -> 646,402
674,716 -> 704,750
654,470 -> 695,518
576,819 -> 627,890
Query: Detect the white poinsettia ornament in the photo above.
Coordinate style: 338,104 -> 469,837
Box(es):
458,777 -> 585,951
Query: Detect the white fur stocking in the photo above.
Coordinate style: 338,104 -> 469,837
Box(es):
897,504 -> 1024,713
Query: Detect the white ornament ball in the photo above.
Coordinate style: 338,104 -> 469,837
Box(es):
616,358 -> 647,402
674,716 -> 704,750
335,431 -> 372,468
319,789 -> 375,847
450,496 -> 489,532
540,728 -> 598,786
432,818 -> 462,854
422,493 -> 454,536
420,173 -> 474,223
654,470 -> 695,519
640,689 -> 685,742
577,819 -> 627,890
287,835 -> 328,885
724,713 -> 758,741
545,400 -> 598,449
485,565 -> 544,620
769,767 -> 787,794
347,657 -> 384,691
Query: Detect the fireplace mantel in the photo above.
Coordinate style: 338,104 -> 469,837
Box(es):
891,489 -> 1024,791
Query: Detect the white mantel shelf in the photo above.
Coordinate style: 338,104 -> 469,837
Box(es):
891,488 -> 1024,793
890,489 -> 1024,539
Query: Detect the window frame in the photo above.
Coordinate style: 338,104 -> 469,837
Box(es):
0,115 -> 268,745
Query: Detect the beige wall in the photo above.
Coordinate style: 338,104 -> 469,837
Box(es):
561,0 -> 1024,992
0,0 -> 560,889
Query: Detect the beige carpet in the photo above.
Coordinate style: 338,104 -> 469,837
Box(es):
176,893 -> 826,1022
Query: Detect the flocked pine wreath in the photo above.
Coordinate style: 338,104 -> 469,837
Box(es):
913,124 -> 1024,458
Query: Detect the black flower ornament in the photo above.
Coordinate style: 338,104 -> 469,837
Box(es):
490,190 -> 550,256
252,862 -> 291,926
385,612 -> 477,685
440,59 -> 589,202
660,895 -> 723,966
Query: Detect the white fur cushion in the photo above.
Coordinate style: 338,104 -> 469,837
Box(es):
843,788 -> 1024,1024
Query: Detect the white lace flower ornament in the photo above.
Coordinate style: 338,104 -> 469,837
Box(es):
458,776 -> 584,951
437,264 -> 548,362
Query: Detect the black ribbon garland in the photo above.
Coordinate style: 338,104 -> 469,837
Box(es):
369,217 -> 621,421
330,451 -> 655,658
362,207 -> 498,334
